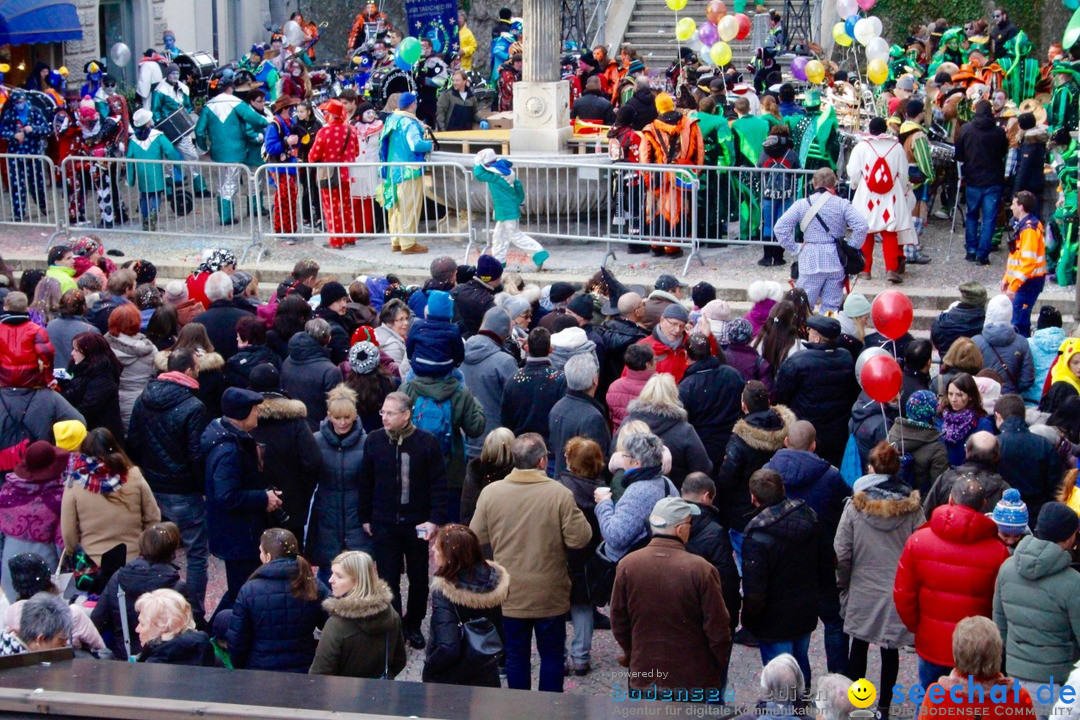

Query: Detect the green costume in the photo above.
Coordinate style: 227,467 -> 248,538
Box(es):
1048,61 -> 1080,134
1049,140 -> 1078,286
928,29 -> 967,77
151,81 -> 195,124
194,91 -> 269,223
126,129 -> 182,193
732,114 -> 770,166
999,31 -> 1039,106
693,110 -> 736,239
790,92 -> 839,171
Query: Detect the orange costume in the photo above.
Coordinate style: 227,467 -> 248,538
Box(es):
639,95 -> 704,235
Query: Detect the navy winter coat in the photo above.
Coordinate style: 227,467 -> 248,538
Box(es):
202,418 -> 266,562
126,378 -> 210,495
192,300 -> 254,361
678,356 -> 744,477
227,557 -> 329,672
309,419 -> 368,567
775,342 -> 858,466
931,304 -> 985,357
764,448 -> 850,539
281,332 -> 344,432
225,344 -> 281,389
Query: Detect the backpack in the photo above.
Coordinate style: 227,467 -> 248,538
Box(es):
898,450 -> 917,488
864,141 -> 896,195
412,394 -> 454,457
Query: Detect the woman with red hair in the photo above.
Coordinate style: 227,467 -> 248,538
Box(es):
308,99 -> 358,248
105,303 -> 156,429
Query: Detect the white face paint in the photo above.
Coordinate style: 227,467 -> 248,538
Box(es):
167,72 -> 179,84
361,109 -> 377,123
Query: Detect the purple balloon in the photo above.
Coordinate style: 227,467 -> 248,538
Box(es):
791,55 -> 809,81
698,21 -> 719,47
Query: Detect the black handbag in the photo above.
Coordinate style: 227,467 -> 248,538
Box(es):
317,129 -> 351,190
453,605 -> 502,668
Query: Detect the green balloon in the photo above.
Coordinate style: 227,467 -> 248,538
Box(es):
733,0 -> 746,12
1066,7 -> 1080,51
399,36 -> 422,65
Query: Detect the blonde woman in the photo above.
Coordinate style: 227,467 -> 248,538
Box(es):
461,427 -> 515,525
620,373 -> 711,488
309,550 -> 407,678
134,588 -> 215,665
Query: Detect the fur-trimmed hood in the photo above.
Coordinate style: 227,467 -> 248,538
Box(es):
153,349 -> 224,373
852,489 -> 922,520
626,397 -> 689,426
257,393 -> 308,421
430,561 -> 510,610
322,579 -> 394,619
732,405 -> 795,451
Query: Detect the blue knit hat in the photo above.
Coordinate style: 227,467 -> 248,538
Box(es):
992,489 -> 1029,534
905,390 -> 938,429
399,91 -> 418,109
426,290 -> 453,321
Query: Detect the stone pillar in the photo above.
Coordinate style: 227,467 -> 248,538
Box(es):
510,0 -> 572,153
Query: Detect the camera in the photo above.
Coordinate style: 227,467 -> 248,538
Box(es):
266,487 -> 290,527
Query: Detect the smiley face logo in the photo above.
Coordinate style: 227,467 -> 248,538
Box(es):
848,678 -> 877,709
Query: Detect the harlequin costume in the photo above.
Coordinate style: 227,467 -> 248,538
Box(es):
639,93 -> 704,256
69,98 -> 124,227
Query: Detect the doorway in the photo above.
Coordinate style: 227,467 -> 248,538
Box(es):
98,0 -> 135,87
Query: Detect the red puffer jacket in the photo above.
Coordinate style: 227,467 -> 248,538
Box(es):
0,314 -> 53,389
893,503 -> 1011,667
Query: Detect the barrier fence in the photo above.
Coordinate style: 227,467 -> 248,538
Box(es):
4,153 -> 820,275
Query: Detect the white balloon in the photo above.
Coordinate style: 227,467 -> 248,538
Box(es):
855,346 -> 892,386
109,42 -> 131,68
687,31 -> 704,52
283,20 -> 305,47
868,16 -> 883,39
699,46 -> 714,66
836,0 -> 859,19
865,36 -> 890,63
853,18 -> 876,46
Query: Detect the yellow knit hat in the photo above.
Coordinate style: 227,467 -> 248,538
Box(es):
53,420 -> 87,452
655,93 -> 675,114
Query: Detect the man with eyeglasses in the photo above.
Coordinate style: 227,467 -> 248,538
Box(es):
610,496 -> 732,697
990,10 -> 1019,61
358,391 -> 448,651
635,303 -> 691,382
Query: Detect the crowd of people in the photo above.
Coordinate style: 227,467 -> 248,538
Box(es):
0,227 -> 1078,716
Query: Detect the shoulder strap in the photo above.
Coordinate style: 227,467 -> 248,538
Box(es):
987,343 -> 1019,389
800,192 -> 833,234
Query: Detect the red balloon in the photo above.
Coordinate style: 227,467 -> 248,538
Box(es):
735,13 -> 752,40
871,290 -> 914,340
861,355 -> 903,403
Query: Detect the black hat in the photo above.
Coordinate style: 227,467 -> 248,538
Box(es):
906,99 -> 925,118
1037,502 -> 1079,543
221,387 -> 264,420
248,363 -> 281,393
319,281 -> 348,308
691,281 -> 716,309
549,282 -> 578,304
567,293 -> 594,321
807,315 -> 841,340
655,274 -> 687,293
1038,305 -> 1063,330
456,264 -> 476,285
8,553 -> 52,598
1018,112 -> 1036,131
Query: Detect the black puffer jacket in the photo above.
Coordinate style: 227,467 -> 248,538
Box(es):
460,457 -> 514,526
849,390 -> 897,472
500,358 -> 566,441
557,470 -> 604,603
137,630 -> 216,666
62,356 -> 124,443
91,558 -> 190,659
308,419 -> 367,567
923,461 -> 1010,518
225,344 -> 281,389
250,394 -> 322,550
931,304 -> 985,357
422,561 -> 509,687
192,301 -> 254,361
571,90 -> 616,124
600,316 -> 648,386
685,501 -> 741,630
715,406 -> 795,531
153,350 -> 227,420
227,557 -> 329,672
622,400 -> 712,490
741,498 -> 826,641
126,378 -> 210,495
313,307 -> 354,366
775,342 -> 857,465
678,357 -> 744,476
281,333 -> 344,432
452,278 -> 497,338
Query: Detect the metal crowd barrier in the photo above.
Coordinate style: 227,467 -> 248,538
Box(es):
0,153 -> 61,232
53,156 -> 259,259
252,160 -> 476,262
690,164 -> 817,245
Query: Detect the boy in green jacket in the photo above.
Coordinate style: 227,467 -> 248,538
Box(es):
126,109 -> 182,231
472,149 -> 548,269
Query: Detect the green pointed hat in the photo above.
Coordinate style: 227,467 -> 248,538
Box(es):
1052,59 -> 1080,79
1004,30 -> 1033,57
941,27 -> 965,47
889,44 -> 905,60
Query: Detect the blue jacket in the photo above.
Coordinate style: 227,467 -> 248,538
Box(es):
379,110 -> 432,185
973,324 -> 1035,395
309,419 -> 367,567
594,465 -> 677,561
202,419 -> 266,561
0,103 -> 48,155
263,115 -> 297,177
939,415 -> 996,467
1025,326 -> 1066,404
764,448 -> 850,538
405,317 -> 465,378
227,557 -> 329,672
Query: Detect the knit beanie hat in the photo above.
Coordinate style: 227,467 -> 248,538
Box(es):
426,290 -> 453,321
702,300 -> 731,343
905,390 -> 938,429
727,317 -> 754,345
992,488 -> 1029,534
748,280 -> 784,303
429,256 -> 457,285
319,281 -> 348,308
348,341 -> 380,375
501,294 -> 531,322
480,307 -> 512,340
476,254 -> 503,284
164,279 -> 188,305
1036,501 -> 1079,542
567,293 -> 595,321
984,294 -> 1013,327
551,326 -> 587,349
549,282 -> 577,305
248,363 -> 281,393
52,420 -> 87,452
843,293 -> 872,319
655,93 -> 675,114
959,281 -> 988,308
662,303 -> 689,323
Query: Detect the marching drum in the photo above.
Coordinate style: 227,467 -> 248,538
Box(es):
930,141 -> 956,179
175,52 -> 218,97
364,67 -> 415,109
158,108 -> 196,142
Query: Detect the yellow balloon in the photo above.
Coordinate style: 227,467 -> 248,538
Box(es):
710,41 -> 732,66
833,22 -> 853,47
867,58 -> 888,84
675,17 -> 697,41
666,0 -> 688,10
805,59 -> 825,84
719,15 -> 739,42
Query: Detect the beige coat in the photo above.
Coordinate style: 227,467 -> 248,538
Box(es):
470,468 -> 592,619
60,466 -> 161,565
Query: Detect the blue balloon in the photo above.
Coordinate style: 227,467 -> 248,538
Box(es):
395,54 -> 413,71
1068,0 -> 1079,11
844,14 -> 859,39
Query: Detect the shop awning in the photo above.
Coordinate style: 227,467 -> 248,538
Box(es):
0,0 -> 82,46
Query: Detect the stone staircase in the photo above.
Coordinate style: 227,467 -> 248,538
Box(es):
620,0 -> 788,78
